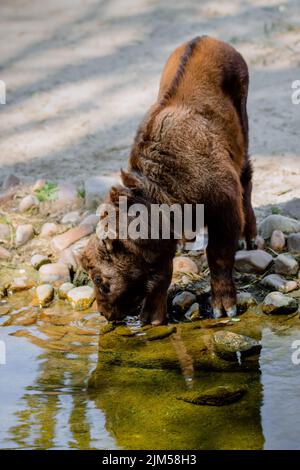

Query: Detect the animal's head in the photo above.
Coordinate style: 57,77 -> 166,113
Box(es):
80,234 -> 148,321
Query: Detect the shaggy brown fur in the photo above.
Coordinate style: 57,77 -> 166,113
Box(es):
80,36 -> 256,323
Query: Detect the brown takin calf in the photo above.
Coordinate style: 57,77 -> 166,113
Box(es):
80,36 -> 256,324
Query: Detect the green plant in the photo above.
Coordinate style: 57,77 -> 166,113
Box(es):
34,181 -> 58,202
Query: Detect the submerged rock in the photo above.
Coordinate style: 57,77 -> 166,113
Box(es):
172,291 -> 197,313
258,215 -> 300,239
177,385 -> 247,406
39,262 -> 70,285
66,285 -> 95,310
57,282 -> 74,299
262,291 -> 298,314
274,254 -> 299,275
235,250 -> 272,273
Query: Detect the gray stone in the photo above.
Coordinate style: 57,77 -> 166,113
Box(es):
10,277 -> 35,292
283,198 -> 300,220
287,233 -> 300,253
39,263 -> 70,285
31,254 -> 51,270
270,230 -> 285,251
19,194 -> 39,212
184,302 -> 200,321
258,215 -> 300,239
0,223 -> 10,241
15,224 -> 34,246
235,250 -> 273,273
67,286 -> 95,310
262,291 -> 298,314
40,222 -> 59,238
80,213 -> 98,229
61,211 -> 81,225
274,254 -> 299,275
172,291 -> 197,312
85,175 -> 120,209
261,274 -> 295,293
35,284 -> 54,306
236,292 -> 257,311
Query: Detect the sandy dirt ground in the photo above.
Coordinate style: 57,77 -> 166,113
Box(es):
0,0 -> 299,211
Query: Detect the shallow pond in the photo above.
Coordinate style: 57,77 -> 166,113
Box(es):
0,294 -> 300,450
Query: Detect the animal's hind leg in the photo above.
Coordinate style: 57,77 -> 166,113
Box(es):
241,160 -> 257,249
206,182 -> 244,318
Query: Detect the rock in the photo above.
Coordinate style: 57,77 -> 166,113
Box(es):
58,282 -> 74,299
270,230 -> 285,251
0,223 -> 10,241
15,224 -> 34,246
177,385 -> 247,406
80,213 -> 98,229
55,183 -> 78,207
173,256 -> 198,275
40,222 -> 59,238
284,280 -> 299,293
274,254 -> 299,275
212,331 -> 261,359
184,302 -> 200,321
19,194 -> 39,212
10,277 -> 35,292
235,250 -> 273,273
0,246 -> 11,259
258,215 -> 300,239
60,211 -> 81,225
35,284 -> 54,306
32,179 -> 46,191
262,291 -> 298,314
39,263 -> 70,285
283,198 -> 300,220
3,174 -> 20,190
66,285 -> 95,310
261,274 -> 294,293
255,235 -> 265,250
172,291 -> 197,312
85,175 -> 120,209
51,224 -> 93,251
287,233 -> 300,253
30,254 -> 51,270
236,292 -> 257,311
58,248 -> 78,271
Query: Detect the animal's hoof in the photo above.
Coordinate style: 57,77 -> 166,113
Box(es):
238,240 -> 246,250
212,307 -> 223,319
225,305 -> 237,318
247,239 -> 257,250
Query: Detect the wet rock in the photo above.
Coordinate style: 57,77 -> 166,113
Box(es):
274,254 -> 299,275
261,274 -> 297,293
31,254 -> 51,270
287,233 -> 300,253
0,246 -> 11,260
235,250 -> 273,273
10,277 -> 35,292
236,292 -> 257,311
85,175 -> 120,209
40,222 -> 59,238
3,174 -> 20,190
35,284 -> 54,306
262,291 -> 298,314
172,291 -> 197,313
19,194 -> 39,212
15,224 -> 34,246
0,223 -> 10,241
283,198 -> 300,220
177,385 -> 247,406
58,248 -> 78,271
39,262 -> 70,285
270,230 -> 285,251
66,286 -> 95,310
184,302 -> 200,321
58,282 -> 74,299
258,215 -> 300,239
51,224 -> 93,251
173,256 -> 198,275
61,211 -> 81,225
212,331 -> 261,360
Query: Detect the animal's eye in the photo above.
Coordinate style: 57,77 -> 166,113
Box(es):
93,274 -> 110,294
93,274 -> 102,287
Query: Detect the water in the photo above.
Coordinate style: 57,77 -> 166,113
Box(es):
1,296 -> 300,450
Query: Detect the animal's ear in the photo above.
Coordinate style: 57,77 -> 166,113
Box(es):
121,169 -> 140,189
102,238 -> 124,254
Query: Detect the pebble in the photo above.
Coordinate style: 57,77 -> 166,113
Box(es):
287,233 -> 300,253
51,224 -> 94,251
261,274 -> 297,293
15,224 -> 34,246
236,292 -> 257,311
173,256 -> 198,275
270,230 -> 285,251
19,194 -> 39,212
262,291 -> 298,314
35,284 -> 54,306
58,282 -> 74,300
40,222 -> 59,238
0,223 -> 10,241
258,215 -> 300,239
184,302 -> 200,321
39,263 -> 70,285
30,254 -> 51,270
172,291 -> 197,312
10,277 -> 35,292
274,254 -> 299,275
0,246 -> 11,259
66,286 -> 95,310
85,175 -> 120,209
235,250 -> 273,273
80,213 -> 98,229
61,211 -> 81,225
